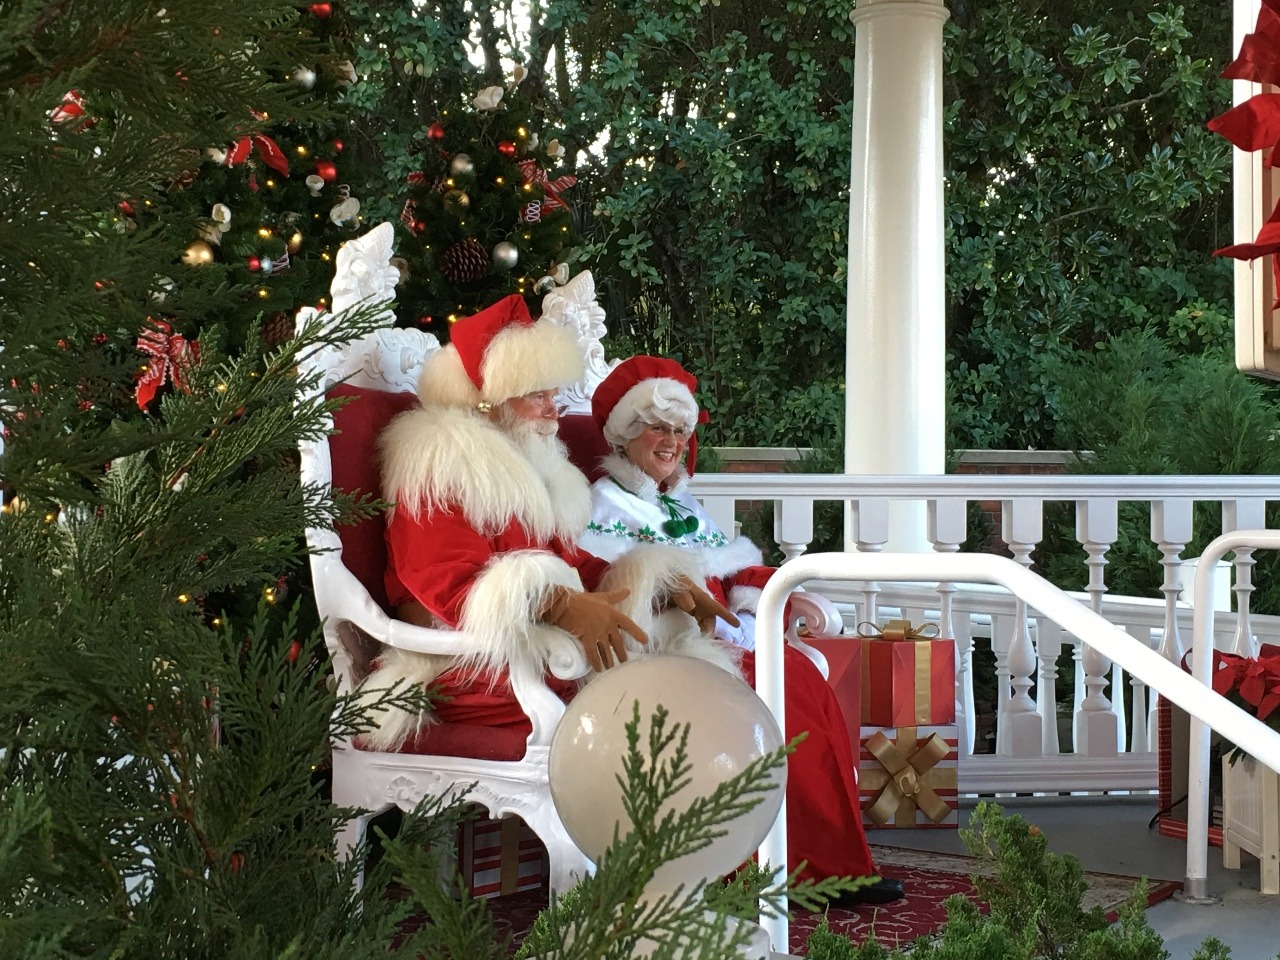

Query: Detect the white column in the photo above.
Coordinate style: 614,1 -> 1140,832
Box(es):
845,0 -> 950,552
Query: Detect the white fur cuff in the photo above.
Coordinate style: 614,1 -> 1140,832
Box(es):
728,584 -> 764,616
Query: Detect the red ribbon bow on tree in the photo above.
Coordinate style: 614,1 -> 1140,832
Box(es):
1212,642 -> 1280,725
518,159 -> 576,217
225,134 -> 290,176
135,320 -> 198,410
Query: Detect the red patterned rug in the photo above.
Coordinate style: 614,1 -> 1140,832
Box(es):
480,843 -> 1182,956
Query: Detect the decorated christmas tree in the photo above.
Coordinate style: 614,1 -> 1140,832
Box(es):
393,75 -> 582,331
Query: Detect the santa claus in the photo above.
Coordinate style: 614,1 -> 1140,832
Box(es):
358,296 -> 737,751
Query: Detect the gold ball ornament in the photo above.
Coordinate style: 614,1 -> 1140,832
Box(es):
287,231 -> 304,254
442,189 -> 471,215
182,240 -> 215,266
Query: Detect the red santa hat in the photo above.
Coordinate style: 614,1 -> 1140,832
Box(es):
591,355 -> 706,474
418,294 -> 583,409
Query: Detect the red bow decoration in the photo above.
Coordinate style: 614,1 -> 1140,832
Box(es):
1212,643 -> 1280,725
135,320 -> 199,410
1209,0 -> 1280,293
225,134 -> 290,176
518,159 -> 576,217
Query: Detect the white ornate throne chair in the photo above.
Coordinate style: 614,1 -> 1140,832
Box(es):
298,223 -> 845,896
297,223 -> 594,895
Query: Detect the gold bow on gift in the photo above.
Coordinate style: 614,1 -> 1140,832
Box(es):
857,619 -> 940,642
862,729 -> 955,826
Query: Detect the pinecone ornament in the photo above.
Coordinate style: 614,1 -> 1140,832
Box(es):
262,312 -> 294,347
438,238 -> 490,283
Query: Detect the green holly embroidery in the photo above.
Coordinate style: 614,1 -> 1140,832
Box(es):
586,519 -> 728,548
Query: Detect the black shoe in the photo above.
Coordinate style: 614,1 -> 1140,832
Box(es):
831,875 -> 906,907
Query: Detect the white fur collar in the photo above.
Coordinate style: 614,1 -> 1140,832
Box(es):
380,405 -> 591,541
600,452 -> 690,503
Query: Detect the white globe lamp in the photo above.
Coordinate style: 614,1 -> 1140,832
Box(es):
548,656 -> 786,958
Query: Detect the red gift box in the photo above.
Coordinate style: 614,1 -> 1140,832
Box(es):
456,815 -> 548,899
859,620 -> 956,727
805,634 -> 862,753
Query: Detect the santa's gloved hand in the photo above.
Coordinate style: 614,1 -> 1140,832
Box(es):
541,586 -> 648,672
668,575 -> 740,634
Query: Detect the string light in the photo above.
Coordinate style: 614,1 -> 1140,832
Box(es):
215,382 -> 228,393
257,288 -> 270,299
177,594 -> 191,604
257,227 -> 272,239
295,145 -> 309,157
265,179 -> 277,189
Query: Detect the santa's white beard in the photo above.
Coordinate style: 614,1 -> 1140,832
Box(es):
494,407 -> 567,463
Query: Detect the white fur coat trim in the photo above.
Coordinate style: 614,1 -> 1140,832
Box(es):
727,584 -> 764,616
379,404 -> 591,540
598,543 -> 744,679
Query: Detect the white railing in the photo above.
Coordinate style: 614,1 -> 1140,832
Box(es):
752,550 -> 1280,954
689,472 -> 1280,795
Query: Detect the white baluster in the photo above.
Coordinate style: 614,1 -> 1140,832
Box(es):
1223,500 -> 1265,658
701,495 -> 738,545
1074,498 -> 1119,757
953,613 -> 976,757
990,614 -> 1012,756
773,496 -> 815,563
1149,498 -> 1192,750
851,497 -> 890,623
999,498 -> 1043,757
928,498 -> 967,638
1128,625 -> 1151,755
1037,619 -> 1063,755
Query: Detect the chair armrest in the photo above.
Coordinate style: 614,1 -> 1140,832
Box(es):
314,549 -> 592,750
784,590 -> 843,679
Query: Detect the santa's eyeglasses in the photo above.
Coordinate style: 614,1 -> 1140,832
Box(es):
515,389 -> 570,416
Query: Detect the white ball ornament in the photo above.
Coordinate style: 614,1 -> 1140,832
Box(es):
292,67 -> 317,90
492,241 -> 519,270
549,656 -> 785,898
449,153 -> 475,176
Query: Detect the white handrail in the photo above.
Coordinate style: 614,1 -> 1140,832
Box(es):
1184,529 -> 1280,901
753,551 -> 1280,954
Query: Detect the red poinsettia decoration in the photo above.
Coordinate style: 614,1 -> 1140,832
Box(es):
1209,0 -> 1280,279
1210,642 -> 1280,759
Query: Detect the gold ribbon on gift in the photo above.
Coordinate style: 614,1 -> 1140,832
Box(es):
862,729 -> 955,826
857,619 -> 940,642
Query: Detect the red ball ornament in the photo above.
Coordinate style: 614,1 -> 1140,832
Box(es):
314,159 -> 337,183
308,2 -> 332,18
286,640 -> 302,664
426,122 -> 446,141
498,140 -> 517,157
248,256 -> 261,272
332,138 -> 344,152
117,200 -> 135,217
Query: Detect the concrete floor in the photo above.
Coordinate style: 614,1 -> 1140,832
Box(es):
867,796 -> 1279,960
